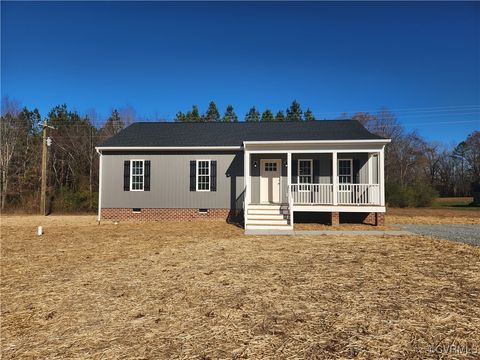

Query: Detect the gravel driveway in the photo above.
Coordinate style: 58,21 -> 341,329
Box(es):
398,224 -> 480,246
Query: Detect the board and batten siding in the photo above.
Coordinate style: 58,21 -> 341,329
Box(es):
101,151 -> 244,209
291,153 -> 375,184
248,153 -> 377,204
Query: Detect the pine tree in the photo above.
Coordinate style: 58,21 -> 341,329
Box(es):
175,111 -> 187,122
102,109 -> 125,136
286,100 -> 303,121
261,109 -> 275,122
275,110 -> 285,122
204,101 -> 220,122
223,105 -> 238,122
304,108 -> 316,121
245,106 -> 260,122
186,105 -> 202,122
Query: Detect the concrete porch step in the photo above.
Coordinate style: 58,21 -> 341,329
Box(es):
248,204 -> 283,210
245,224 -> 294,233
247,214 -> 287,220
247,219 -> 289,225
248,209 -> 284,215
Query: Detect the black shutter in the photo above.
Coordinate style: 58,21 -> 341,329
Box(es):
190,160 -> 196,191
313,159 -> 320,183
123,160 -> 130,191
144,160 -> 151,191
353,159 -> 360,184
292,159 -> 298,184
211,160 -> 217,191
330,159 -> 333,183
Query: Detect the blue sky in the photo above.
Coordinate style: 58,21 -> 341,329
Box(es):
2,1 -> 479,143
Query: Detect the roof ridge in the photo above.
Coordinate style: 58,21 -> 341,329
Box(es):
133,119 -> 355,125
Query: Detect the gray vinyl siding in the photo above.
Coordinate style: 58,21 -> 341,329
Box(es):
101,151 -> 244,209
101,150 -> 377,209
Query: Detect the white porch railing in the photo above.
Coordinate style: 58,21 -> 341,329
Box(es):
337,184 -> 380,205
290,184 -> 334,204
290,184 -> 380,205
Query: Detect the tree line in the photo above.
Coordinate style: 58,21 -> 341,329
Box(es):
350,110 -> 479,206
175,100 -> 315,122
0,97 -> 478,213
0,98 -> 128,212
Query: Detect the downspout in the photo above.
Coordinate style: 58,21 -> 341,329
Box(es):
96,148 -> 103,222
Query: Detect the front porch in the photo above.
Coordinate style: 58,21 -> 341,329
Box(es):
243,140 -> 388,231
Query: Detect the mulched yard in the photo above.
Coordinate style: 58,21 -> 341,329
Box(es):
1,216 -> 479,359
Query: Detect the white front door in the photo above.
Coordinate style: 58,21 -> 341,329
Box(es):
260,159 -> 281,203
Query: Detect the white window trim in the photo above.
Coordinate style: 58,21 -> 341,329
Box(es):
338,158 -> 353,191
196,159 -> 211,192
130,159 -> 145,192
298,159 -> 313,183
298,159 -> 313,192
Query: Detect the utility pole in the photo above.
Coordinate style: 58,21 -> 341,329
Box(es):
40,119 -> 54,215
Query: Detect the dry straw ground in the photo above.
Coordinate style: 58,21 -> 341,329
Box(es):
2,215 -> 480,359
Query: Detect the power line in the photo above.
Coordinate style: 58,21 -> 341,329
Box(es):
312,105 -> 480,116
367,120 -> 479,128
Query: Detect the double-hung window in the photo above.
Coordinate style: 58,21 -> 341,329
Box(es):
130,160 -> 144,191
196,160 -> 211,191
338,159 -> 352,191
298,159 -> 312,191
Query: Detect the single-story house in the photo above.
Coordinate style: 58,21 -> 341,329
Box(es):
96,120 -> 391,232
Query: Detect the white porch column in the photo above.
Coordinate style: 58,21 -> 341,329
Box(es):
367,153 -> 373,204
287,152 -> 292,192
287,152 -> 293,225
244,150 -> 250,225
367,153 -> 373,184
332,151 -> 338,205
379,148 -> 385,206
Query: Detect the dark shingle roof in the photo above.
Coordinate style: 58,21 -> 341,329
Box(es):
99,120 -> 385,148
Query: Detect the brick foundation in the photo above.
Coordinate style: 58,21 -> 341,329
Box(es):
375,212 -> 385,226
331,211 -> 340,226
101,208 -> 235,222
361,212 -> 385,226
363,212 -> 377,226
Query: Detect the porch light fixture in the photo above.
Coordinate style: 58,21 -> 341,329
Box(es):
253,161 -> 258,168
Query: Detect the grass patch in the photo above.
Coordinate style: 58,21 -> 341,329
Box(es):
433,197 -> 475,208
